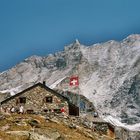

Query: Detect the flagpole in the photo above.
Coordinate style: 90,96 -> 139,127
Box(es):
77,64 -> 80,116
78,85 -> 80,116
69,64 -> 80,116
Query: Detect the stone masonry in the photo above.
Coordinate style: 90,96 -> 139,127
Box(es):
1,84 -> 69,115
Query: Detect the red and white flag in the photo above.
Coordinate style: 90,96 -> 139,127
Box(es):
69,76 -> 79,86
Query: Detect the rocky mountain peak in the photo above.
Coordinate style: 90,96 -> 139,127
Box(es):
0,34 -> 140,131
75,38 -> 80,45
64,39 -> 82,52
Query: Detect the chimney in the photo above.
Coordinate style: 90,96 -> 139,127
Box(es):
43,81 -> 46,85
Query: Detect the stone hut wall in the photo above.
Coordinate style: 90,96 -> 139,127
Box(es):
1,85 -> 69,114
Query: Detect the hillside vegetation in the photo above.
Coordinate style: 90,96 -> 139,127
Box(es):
0,113 -> 114,140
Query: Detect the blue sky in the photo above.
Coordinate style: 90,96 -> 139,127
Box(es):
0,0 -> 140,72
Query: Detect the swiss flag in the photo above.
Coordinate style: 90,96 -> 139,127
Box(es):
69,76 -> 79,86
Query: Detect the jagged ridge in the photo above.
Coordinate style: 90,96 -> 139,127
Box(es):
0,34 -> 140,128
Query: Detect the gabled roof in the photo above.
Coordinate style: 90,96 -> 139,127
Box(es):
0,82 -> 70,105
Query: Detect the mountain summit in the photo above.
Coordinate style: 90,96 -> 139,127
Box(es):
0,34 -> 140,128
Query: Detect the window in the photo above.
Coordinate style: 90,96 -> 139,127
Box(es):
54,109 -> 61,113
43,109 -> 51,112
45,96 -> 53,103
26,109 -> 34,114
19,97 -> 26,103
44,109 -> 48,112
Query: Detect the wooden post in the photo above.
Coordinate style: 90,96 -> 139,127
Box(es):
77,64 -> 80,116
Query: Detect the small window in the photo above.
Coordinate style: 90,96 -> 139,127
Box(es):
44,109 -> 51,112
54,109 -> 61,113
26,109 -> 34,114
45,96 -> 53,103
44,109 -> 48,112
19,97 -> 26,103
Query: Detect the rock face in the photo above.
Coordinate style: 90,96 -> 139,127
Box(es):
0,34 -> 140,129
115,127 -> 140,140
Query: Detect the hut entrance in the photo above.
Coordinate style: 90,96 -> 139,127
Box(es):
69,104 -> 79,116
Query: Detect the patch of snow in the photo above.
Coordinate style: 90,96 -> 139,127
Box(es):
104,115 -> 140,131
126,123 -> 140,131
0,70 -> 7,76
0,86 -> 22,96
104,115 -> 125,127
49,77 -> 66,89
